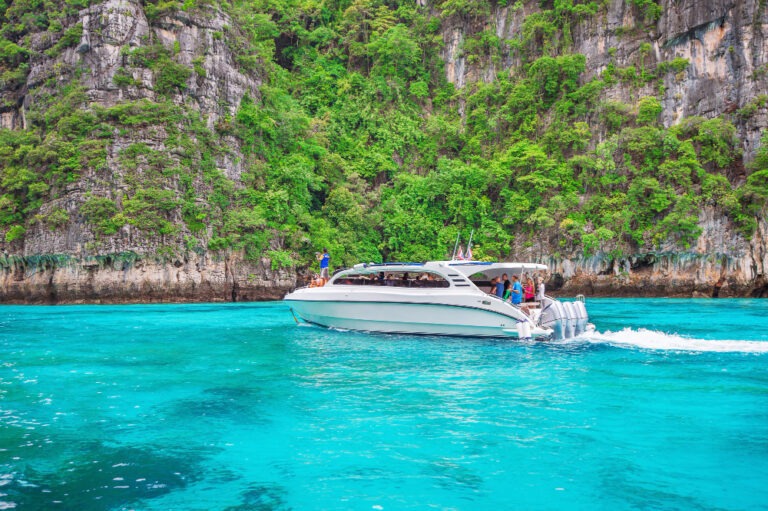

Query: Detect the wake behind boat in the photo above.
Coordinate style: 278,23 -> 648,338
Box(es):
284,260 -> 594,340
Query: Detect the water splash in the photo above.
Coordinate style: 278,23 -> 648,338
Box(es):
572,328 -> 768,353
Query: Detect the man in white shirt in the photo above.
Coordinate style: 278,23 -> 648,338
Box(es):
536,274 -> 546,301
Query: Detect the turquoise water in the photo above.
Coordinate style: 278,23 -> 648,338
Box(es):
1,299 -> 767,510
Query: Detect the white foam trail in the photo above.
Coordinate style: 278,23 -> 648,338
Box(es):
573,328 -> 768,353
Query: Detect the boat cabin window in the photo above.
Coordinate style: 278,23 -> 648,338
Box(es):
468,272 -> 493,287
332,271 -> 450,288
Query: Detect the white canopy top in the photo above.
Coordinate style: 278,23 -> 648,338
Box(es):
440,261 -> 547,279
350,261 -> 547,279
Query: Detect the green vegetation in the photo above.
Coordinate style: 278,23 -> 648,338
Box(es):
631,0 -> 662,22
0,0 -> 765,273
44,22 -> 82,57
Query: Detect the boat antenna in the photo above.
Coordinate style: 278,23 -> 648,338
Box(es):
466,230 -> 474,260
451,232 -> 461,261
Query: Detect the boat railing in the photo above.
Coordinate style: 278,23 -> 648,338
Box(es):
485,292 -> 506,302
486,294 -> 543,321
486,292 -> 542,308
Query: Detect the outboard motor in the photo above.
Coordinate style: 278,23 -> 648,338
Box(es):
563,301 -> 577,339
554,300 -> 569,339
570,300 -> 582,336
538,297 -> 555,328
574,300 -> 588,335
539,297 -> 566,340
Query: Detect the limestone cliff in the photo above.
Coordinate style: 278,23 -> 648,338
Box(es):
0,251 -> 293,303
440,0 -> 768,297
0,0 -> 297,302
0,0 -> 766,302
441,0 -> 768,161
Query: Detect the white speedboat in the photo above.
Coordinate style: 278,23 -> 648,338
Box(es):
284,261 -> 594,340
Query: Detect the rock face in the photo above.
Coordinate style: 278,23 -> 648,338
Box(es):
0,252 -> 294,304
0,0 -> 766,302
439,0 -> 768,298
442,0 -> 768,161
552,213 -> 768,298
0,0 -> 297,302
74,0 -> 260,130
510,212 -> 768,298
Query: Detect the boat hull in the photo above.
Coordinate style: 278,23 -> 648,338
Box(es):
286,298 -> 551,339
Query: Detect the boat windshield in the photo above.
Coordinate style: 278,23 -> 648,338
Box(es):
331,271 -> 450,288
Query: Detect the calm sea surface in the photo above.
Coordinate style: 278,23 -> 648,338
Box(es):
1,298 -> 767,510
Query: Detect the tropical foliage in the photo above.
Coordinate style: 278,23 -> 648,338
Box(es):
0,0 -> 764,270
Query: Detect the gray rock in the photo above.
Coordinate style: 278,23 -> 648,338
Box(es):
1,0 -> 766,301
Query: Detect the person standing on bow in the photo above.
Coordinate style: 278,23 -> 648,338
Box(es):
317,248 -> 330,283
